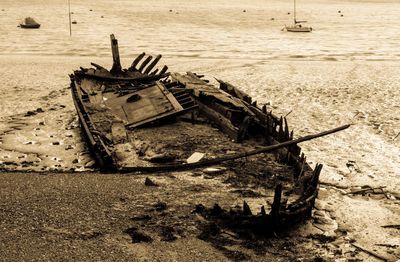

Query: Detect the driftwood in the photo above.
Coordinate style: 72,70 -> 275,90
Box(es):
345,186 -> 387,196
351,243 -> 389,261
381,224 -> 400,229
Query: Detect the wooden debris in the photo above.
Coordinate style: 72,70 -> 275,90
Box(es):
138,55 -> 152,73
345,186 -> 386,195
129,52 -> 146,70
381,224 -> 400,229
242,201 -> 252,216
351,243 -> 389,261
144,54 -> 162,74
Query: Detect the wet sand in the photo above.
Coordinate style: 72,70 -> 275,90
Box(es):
0,54 -> 399,261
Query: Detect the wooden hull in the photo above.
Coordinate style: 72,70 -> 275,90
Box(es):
286,26 -> 312,32
69,35 -> 330,235
20,24 -> 40,29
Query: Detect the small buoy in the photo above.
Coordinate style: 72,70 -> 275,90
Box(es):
72,21 -> 77,24
271,17 -> 275,20
287,12 -> 291,15
89,9 -> 93,11
169,9 -> 172,12
341,14 -> 344,17
101,15 -> 104,18
71,12 -> 74,14
338,10 -> 341,13
243,9 -> 247,13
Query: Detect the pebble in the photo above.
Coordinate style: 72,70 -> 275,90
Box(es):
144,177 -> 158,187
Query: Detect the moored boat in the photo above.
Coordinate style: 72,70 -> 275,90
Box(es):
284,0 -> 312,32
20,17 -> 41,29
69,35 -> 348,235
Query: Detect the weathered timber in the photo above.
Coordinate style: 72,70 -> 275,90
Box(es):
351,243 -> 389,261
243,201 -> 252,216
138,55 -> 153,73
216,79 -> 252,102
196,101 -> 239,141
91,62 -> 107,71
110,34 -> 122,74
129,52 -> 146,71
270,184 -> 283,225
143,54 -> 162,74
150,68 -> 159,75
237,116 -> 252,142
284,117 -> 290,140
159,65 -> 168,75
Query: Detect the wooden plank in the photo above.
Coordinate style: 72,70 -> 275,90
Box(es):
126,106 -> 196,129
80,79 -> 103,105
156,82 -> 183,111
197,101 -> 239,141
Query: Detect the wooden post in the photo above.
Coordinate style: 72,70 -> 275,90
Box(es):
110,34 -> 122,74
270,184 -> 282,226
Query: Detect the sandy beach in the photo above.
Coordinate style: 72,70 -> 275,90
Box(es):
0,0 -> 399,260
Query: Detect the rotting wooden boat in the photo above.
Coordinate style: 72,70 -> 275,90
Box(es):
19,17 -> 41,29
70,34 -> 348,235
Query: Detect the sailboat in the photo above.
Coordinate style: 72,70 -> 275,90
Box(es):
19,17 -> 41,29
284,0 -> 312,32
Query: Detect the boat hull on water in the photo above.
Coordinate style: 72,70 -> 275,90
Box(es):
19,17 -> 40,29
285,25 -> 312,32
20,23 -> 40,29
69,35 -> 347,235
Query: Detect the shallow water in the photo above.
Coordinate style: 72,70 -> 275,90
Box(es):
1,0 -> 399,61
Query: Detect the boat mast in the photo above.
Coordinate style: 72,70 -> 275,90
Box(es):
294,0 -> 297,23
68,0 -> 72,36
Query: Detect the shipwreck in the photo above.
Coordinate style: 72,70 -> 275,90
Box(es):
69,35 -> 349,235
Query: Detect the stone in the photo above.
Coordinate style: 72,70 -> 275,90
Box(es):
144,177 -> 158,187
186,152 -> 204,163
